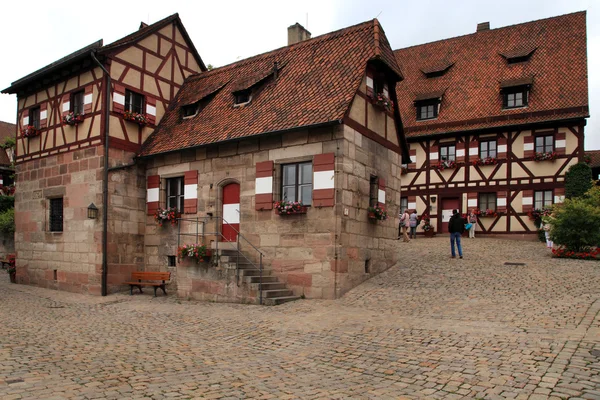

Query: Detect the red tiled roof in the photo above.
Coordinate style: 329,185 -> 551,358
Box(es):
139,19 -> 404,157
394,12 -> 589,139
586,150 -> 600,168
0,121 -> 15,166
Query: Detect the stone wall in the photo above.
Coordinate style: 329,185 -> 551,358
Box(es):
14,145 -> 146,294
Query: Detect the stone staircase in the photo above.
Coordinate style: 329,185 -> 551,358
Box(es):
217,248 -> 300,306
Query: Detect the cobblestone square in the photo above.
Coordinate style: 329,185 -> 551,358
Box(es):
1,237 -> 600,399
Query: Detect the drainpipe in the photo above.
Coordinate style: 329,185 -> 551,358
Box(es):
90,51 -> 110,296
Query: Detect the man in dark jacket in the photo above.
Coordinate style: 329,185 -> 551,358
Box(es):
448,209 -> 465,259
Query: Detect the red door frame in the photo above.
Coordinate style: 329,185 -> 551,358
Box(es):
221,183 -> 240,242
439,197 -> 460,234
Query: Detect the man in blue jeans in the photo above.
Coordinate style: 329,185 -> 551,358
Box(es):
448,209 -> 465,259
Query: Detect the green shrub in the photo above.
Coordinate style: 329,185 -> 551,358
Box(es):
550,187 -> 600,252
0,196 -> 14,213
0,208 -> 15,235
565,163 -> 593,199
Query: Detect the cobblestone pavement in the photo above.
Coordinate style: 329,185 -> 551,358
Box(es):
1,237 -> 600,399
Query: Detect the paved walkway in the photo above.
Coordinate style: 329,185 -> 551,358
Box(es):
1,237 -> 600,399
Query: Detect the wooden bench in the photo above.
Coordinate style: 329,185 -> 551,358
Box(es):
123,271 -> 170,297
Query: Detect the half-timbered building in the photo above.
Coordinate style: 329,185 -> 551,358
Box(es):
394,12 -> 589,235
2,14 -> 205,294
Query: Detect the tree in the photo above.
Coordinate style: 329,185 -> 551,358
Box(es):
565,162 -> 593,199
550,186 -> 600,252
207,64 -> 214,71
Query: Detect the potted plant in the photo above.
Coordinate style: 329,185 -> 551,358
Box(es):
123,111 -> 148,126
62,112 -> 85,126
534,151 -> 557,161
367,205 -> 388,221
479,209 -> 498,218
400,166 -> 408,175
6,254 -> 15,283
21,125 -> 40,138
434,160 -> 457,171
154,207 -> 180,226
420,214 -> 435,237
274,200 -> 307,215
178,243 -> 211,264
369,93 -> 393,112
472,157 -> 498,166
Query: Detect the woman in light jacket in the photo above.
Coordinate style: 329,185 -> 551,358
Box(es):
468,209 -> 478,238
409,210 -> 418,239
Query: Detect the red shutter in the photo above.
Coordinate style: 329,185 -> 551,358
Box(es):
467,192 -> 478,210
469,140 -> 479,160
524,136 -> 534,158
313,153 -> 335,207
40,103 -> 48,129
147,175 -> 160,215
408,149 -> 416,169
84,85 -> 93,114
456,142 -> 465,163
146,96 -> 156,125
496,191 -> 507,213
555,187 -> 565,203
62,95 -> 70,117
255,161 -> 273,210
113,83 -> 126,114
183,170 -> 198,214
430,145 -> 439,164
497,137 -> 507,160
555,131 -> 566,156
22,109 -> 29,129
378,178 -> 385,207
522,189 -> 534,212
366,70 -> 374,98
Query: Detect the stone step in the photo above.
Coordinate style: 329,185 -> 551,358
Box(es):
245,276 -> 280,284
256,282 -> 287,291
262,289 -> 294,298
263,296 -> 301,306
237,268 -> 272,277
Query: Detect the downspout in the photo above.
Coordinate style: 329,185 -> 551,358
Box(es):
90,51 -> 110,296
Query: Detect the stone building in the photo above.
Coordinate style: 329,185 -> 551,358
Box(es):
394,12 -> 589,234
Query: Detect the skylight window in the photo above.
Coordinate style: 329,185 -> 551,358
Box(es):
234,90 -> 251,106
182,103 -> 198,118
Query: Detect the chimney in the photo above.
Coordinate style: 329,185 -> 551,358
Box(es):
476,22 -> 490,32
288,23 -> 311,45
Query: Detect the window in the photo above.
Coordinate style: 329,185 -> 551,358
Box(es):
400,197 -> 408,215
416,101 -> 438,120
535,135 -> 553,153
479,193 -> 497,212
182,103 -> 198,118
125,89 -> 144,114
29,106 -> 40,129
71,90 -> 84,115
166,177 -> 184,211
234,90 -> 251,105
282,162 -> 312,205
49,198 -> 63,232
439,144 -> 456,162
480,140 -> 497,159
534,190 -> 553,210
369,176 -> 379,207
503,88 -> 528,109
167,256 -> 177,267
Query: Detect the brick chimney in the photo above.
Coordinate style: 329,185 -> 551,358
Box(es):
288,23 -> 311,45
476,22 -> 490,32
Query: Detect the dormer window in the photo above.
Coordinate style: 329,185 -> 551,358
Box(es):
420,62 -> 454,79
500,46 -> 536,65
234,90 -> 251,106
500,77 -> 532,109
414,90 -> 444,121
182,103 -> 198,118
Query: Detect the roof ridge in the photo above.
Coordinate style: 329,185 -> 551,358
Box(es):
393,11 -> 585,53
101,13 -> 179,50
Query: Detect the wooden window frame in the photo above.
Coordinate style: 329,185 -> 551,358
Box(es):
369,176 -> 379,208
534,190 -> 553,210
71,90 -> 85,115
400,197 -> 408,215
416,100 -> 439,121
49,197 -> 63,232
478,192 -> 497,212
502,87 -> 528,109
535,135 -> 554,153
479,139 -> 498,159
182,103 -> 198,118
234,90 -> 251,106
281,162 -> 312,206
125,89 -> 145,114
439,143 -> 456,162
166,177 -> 184,211
29,106 -> 41,129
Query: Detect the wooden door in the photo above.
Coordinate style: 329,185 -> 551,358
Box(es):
440,197 -> 460,234
221,183 -> 240,242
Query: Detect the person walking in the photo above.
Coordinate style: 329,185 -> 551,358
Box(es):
541,219 -> 553,249
400,209 -> 411,242
468,209 -> 478,238
448,209 -> 465,258
409,209 -> 418,239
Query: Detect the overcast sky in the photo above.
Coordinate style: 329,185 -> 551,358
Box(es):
1,0 -> 598,149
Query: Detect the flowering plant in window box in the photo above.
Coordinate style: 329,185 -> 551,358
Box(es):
478,209 -> 498,218
154,207 -> 180,226
434,160 -> 457,171
369,93 -> 393,112
534,151 -> 557,161
123,111 -> 148,126
419,214 -> 433,232
62,112 -> 84,126
274,200 -> 307,215
400,166 -> 408,175
178,243 -> 211,263
472,157 -> 498,166
367,205 -> 388,221
21,125 -> 40,138
527,208 -> 552,222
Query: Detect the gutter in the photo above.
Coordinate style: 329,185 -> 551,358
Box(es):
90,51 -> 110,297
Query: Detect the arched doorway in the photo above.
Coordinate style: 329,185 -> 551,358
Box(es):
221,182 -> 240,242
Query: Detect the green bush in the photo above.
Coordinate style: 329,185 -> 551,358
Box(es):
565,163 -> 593,199
0,196 -> 14,213
0,208 -> 15,235
550,186 -> 600,252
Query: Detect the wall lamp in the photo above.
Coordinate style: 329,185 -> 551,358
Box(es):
87,203 -> 99,219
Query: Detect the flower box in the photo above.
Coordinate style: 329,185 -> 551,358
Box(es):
479,209 -> 498,218
274,201 -> 307,215
434,160 -> 457,171
400,166 -> 408,175
178,244 -> 211,264
368,93 -> 394,112
21,125 -> 40,138
123,111 -> 148,126
423,229 -> 435,238
534,151 -> 557,162
63,112 -> 85,126
472,157 -> 498,166
367,206 -> 388,221
154,207 -> 180,226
